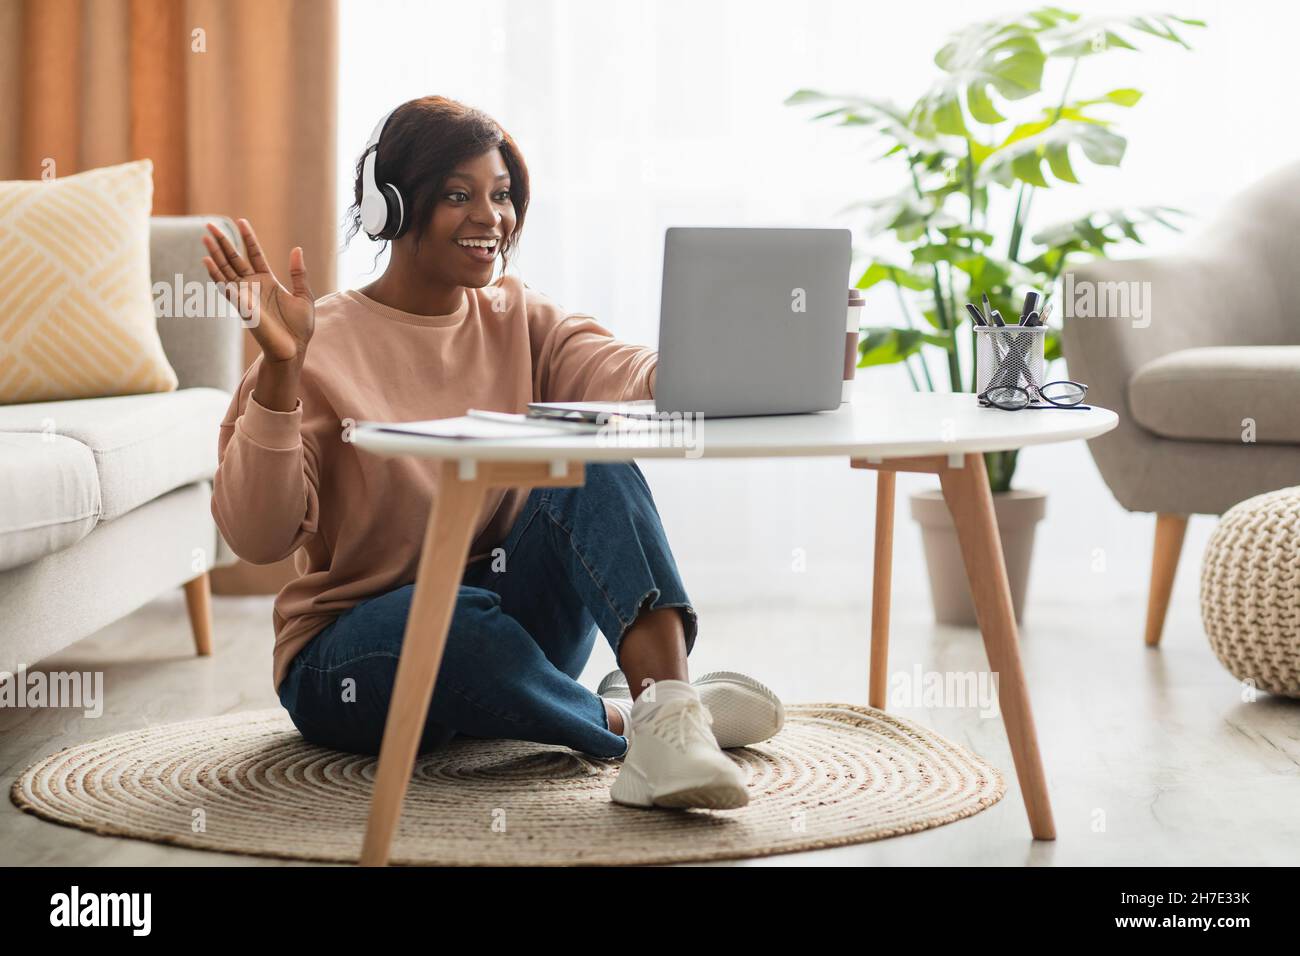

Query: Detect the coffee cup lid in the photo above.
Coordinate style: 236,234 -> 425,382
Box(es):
848,289 -> 865,305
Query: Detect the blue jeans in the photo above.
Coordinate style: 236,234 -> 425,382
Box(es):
276,462 -> 698,760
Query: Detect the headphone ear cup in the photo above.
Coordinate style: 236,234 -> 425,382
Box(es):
379,183 -> 406,240
359,184 -> 389,239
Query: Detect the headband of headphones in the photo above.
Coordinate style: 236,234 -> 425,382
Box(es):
359,107 -> 405,241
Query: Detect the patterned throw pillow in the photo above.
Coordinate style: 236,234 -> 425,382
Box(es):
0,159 -> 178,403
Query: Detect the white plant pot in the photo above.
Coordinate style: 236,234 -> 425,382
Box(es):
909,488 -> 1047,627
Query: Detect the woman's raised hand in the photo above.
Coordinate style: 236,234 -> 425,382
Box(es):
202,219 -> 315,365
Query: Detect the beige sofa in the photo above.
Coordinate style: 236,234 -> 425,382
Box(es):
1061,160 -> 1300,647
0,217 -> 243,676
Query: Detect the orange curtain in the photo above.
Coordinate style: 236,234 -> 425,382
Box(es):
1,0 -> 338,595
0,0 -> 338,294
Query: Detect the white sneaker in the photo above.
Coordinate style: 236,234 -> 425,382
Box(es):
608,681 -> 749,810
597,669 -> 785,749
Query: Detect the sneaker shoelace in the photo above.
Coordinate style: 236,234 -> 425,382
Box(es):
640,698 -> 715,752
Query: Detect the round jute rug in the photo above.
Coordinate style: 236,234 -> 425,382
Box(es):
11,703 -> 1004,865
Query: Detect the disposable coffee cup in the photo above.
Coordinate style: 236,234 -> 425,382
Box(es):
844,288 -> 865,402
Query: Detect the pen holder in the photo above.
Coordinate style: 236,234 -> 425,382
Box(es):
975,325 -> 1047,401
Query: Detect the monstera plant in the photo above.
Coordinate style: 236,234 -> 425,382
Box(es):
788,7 -> 1203,493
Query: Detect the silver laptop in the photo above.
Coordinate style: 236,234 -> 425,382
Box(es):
529,226 -> 851,420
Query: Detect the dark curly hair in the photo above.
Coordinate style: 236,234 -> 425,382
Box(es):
345,95 -> 530,270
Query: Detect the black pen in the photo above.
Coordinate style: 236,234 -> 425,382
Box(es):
1019,291 -> 1039,325
965,303 -> 988,326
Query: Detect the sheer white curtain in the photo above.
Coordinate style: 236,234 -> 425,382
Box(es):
335,0 -> 1299,606
337,0 -> 903,337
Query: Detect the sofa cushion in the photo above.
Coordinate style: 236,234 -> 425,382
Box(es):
1130,346 -> 1300,445
0,387 -> 229,520
0,159 -> 179,403
0,433 -> 100,571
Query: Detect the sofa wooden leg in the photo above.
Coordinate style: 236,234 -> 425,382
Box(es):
1144,513 -> 1188,648
183,572 -> 213,657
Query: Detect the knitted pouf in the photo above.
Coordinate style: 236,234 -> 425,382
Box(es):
1200,486 -> 1300,696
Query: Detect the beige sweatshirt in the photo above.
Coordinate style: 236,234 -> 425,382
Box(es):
211,274 -> 658,691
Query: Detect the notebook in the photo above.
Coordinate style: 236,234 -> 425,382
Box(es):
368,415 -> 599,441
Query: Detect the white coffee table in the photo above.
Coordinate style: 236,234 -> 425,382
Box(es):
350,389 -> 1118,865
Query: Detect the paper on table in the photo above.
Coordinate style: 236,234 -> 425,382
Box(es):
368,416 -> 593,440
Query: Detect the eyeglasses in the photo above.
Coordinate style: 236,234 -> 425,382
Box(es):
979,380 -> 1089,410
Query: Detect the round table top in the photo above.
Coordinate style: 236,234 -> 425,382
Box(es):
351,386 -> 1118,463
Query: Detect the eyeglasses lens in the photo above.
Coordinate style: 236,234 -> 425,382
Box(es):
1041,382 -> 1087,405
985,386 -> 1029,409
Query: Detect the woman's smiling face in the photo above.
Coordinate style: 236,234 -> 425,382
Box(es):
414,148 -> 518,289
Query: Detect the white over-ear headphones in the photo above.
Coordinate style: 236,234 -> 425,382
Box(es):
359,107 -> 406,241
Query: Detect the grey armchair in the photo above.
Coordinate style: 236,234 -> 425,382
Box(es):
1061,159 -> 1300,647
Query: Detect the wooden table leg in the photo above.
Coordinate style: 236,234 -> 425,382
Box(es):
939,453 -> 1056,841
869,470 -> 895,710
359,459 -> 584,866
359,462 -> 489,866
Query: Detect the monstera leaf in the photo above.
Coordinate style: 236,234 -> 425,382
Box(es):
1029,206 -> 1185,251
858,327 -> 955,367
1042,13 -> 1206,57
856,260 -> 933,292
860,191 -> 964,242
783,90 -> 922,154
912,18 -> 1048,136
980,120 -> 1127,188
